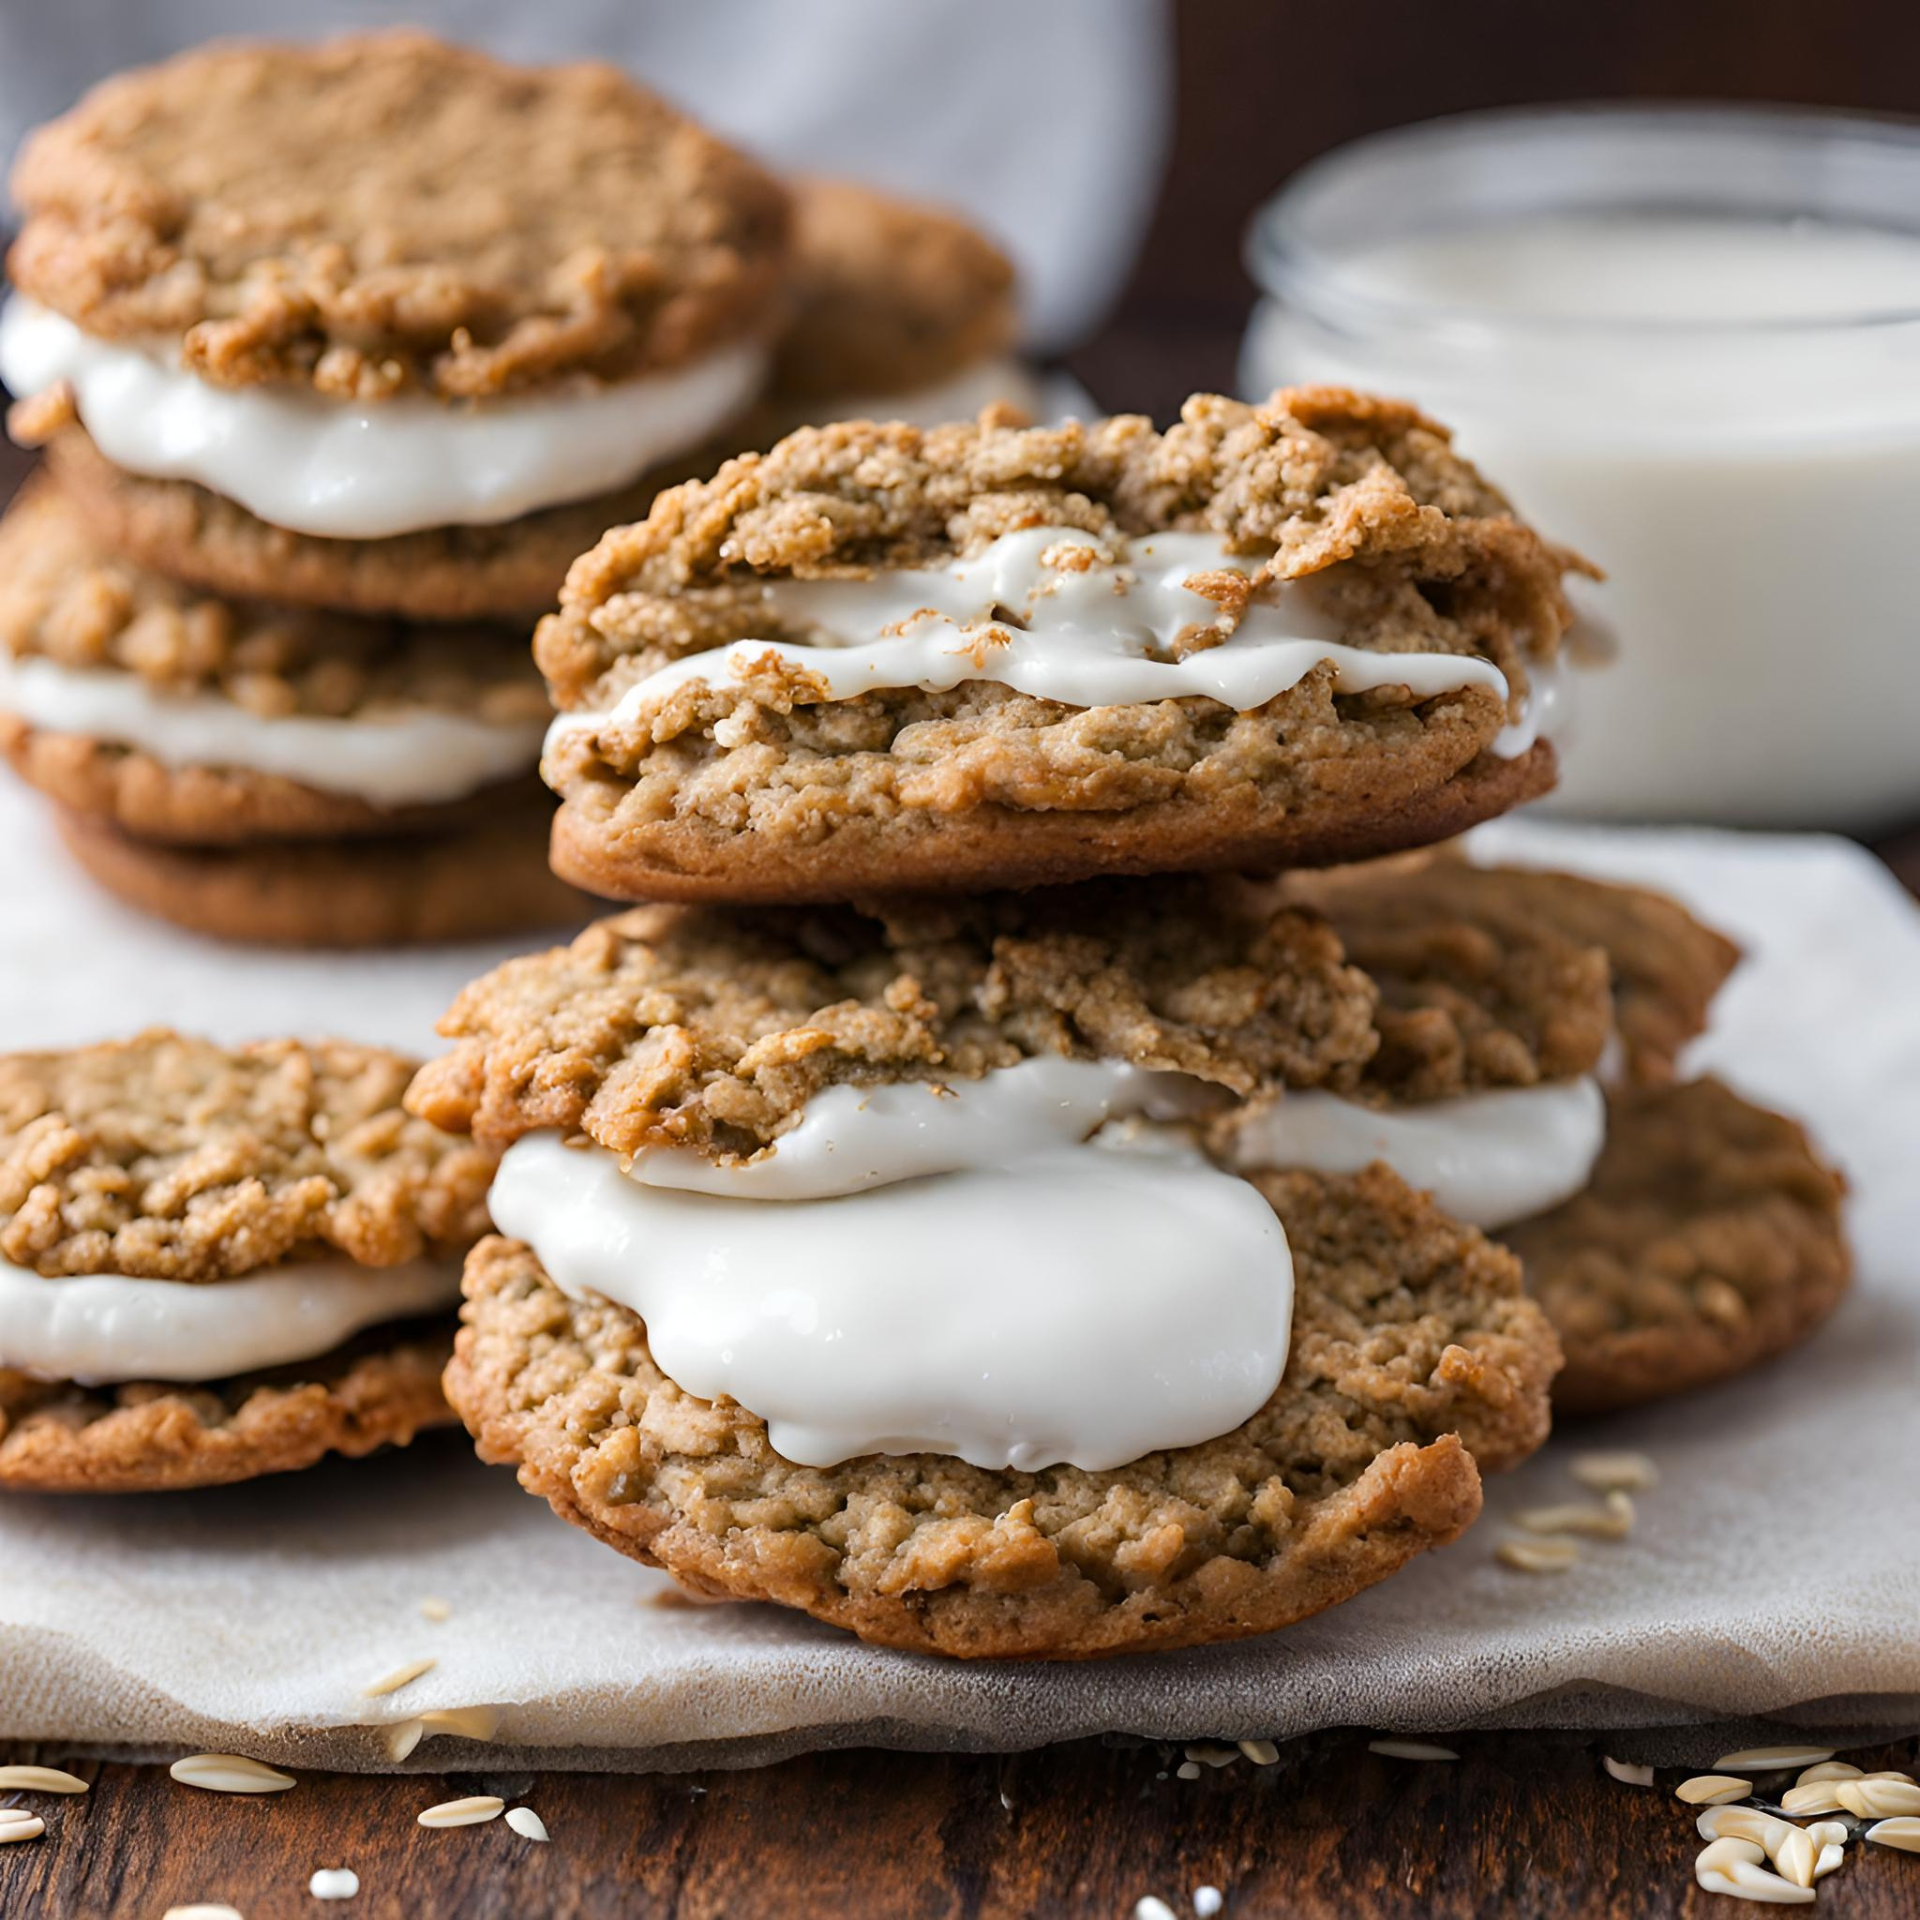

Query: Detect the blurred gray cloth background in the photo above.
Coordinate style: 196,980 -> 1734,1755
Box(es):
0,0 -> 1173,351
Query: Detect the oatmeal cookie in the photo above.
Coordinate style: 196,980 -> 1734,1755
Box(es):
8,31 -> 790,398
445,1163 -> 1558,1658
0,1327 -> 455,1493
770,177 -> 1018,400
1287,858 -> 1740,1084
535,389 -> 1582,900
1504,1078 -> 1849,1414
56,789 -> 595,949
407,882 -> 1382,1158
0,1030 -> 491,1278
0,480 -> 549,843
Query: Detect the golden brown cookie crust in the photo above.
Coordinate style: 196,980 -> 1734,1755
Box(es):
1287,858 -> 1741,1087
409,882 -> 1381,1157
36,428 -> 712,625
56,794 -> 596,950
9,31 -> 791,397
0,1031 -> 492,1279
0,1328 -> 455,1492
444,1165 -> 1558,1658
1503,1078 -> 1850,1415
771,177 -> 1018,399
534,391 -> 1579,897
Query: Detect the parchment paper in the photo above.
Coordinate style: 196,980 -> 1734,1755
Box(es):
2,784 -> 1916,1770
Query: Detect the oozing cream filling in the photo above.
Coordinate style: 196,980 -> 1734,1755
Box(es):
0,297 -> 766,540
1226,1077 -> 1607,1229
488,1058 -> 1294,1473
0,1254 -> 462,1386
546,526 -> 1547,759
0,652 -> 548,807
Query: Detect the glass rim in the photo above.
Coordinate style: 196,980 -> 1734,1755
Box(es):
1247,101 -> 1920,339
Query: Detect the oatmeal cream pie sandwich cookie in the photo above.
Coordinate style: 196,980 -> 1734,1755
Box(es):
411,886 -> 1561,1657
1,31 -> 790,621
1251,857 -> 1849,1413
0,1032 -> 496,1492
535,388 -> 1588,903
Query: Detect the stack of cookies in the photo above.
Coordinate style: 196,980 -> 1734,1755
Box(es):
396,388 -> 1846,1658
0,33 -> 1032,946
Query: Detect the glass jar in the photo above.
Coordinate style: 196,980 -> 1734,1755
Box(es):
1242,105 -> 1920,829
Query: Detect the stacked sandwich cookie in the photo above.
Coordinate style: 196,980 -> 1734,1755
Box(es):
402,388 -> 1642,1658
0,31 -> 791,944
0,1032 -> 495,1492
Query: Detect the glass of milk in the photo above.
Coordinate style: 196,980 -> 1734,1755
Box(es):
1241,106 -> 1920,829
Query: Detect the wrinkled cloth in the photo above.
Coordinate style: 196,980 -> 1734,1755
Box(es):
1,793 -> 1916,1769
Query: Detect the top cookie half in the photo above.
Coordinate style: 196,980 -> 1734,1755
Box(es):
537,388 -> 1586,903
6,31 -> 791,400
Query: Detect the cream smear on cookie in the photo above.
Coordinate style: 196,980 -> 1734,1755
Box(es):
1225,1077 -> 1606,1228
0,1254 -> 460,1385
0,652 -> 548,807
0,298 -> 764,540
488,1057 -> 1294,1473
549,526 -> 1547,754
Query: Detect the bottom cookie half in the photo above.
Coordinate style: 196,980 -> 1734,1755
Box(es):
444,1165 -> 1560,1660
1505,1078 -> 1851,1415
0,1324 -> 456,1493
56,791 -> 596,949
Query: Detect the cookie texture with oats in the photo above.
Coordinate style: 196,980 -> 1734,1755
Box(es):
1287,857 -> 1741,1086
770,176 -> 1018,398
533,389 -> 1582,900
7,31 -> 790,396
31,426 -> 720,625
1504,1078 -> 1849,1414
0,479 -> 549,843
0,1032 -> 494,1280
0,1327 -> 455,1492
407,882 -> 1382,1159
446,1164 -> 1558,1658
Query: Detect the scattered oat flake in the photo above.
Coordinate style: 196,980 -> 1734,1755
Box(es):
1193,1888 -> 1224,1917
417,1795 -> 504,1829
1838,1777 -> 1920,1818
383,1721 -> 424,1763
1714,1745 -> 1835,1771
1867,1817 -> 1920,1853
0,1766 -> 87,1793
505,1807 -> 550,1843
1175,1762 -> 1201,1781
1133,1901 -> 1177,1920
1805,1820 -> 1849,1852
1237,1739 -> 1278,1766
1697,1836 -> 1766,1875
1368,1739 -> 1458,1761
0,1815 -> 45,1842
1814,1842 -> 1845,1880
1696,1805 -> 1799,1852
1694,1855 -> 1814,1904
1677,1774 -> 1752,1805
1184,1744 -> 1238,1769
1779,1782 -> 1847,1816
359,1657 -> 436,1699
1797,1761 -> 1863,1784
1497,1536 -> 1577,1573
417,1705 -> 502,1742
419,1597 -> 452,1623
169,1754 -> 296,1794
309,1868 -> 359,1899
1773,1826 -> 1818,1890
1570,1450 -> 1658,1493
1516,1493 -> 1633,1539
1603,1756 -> 1655,1786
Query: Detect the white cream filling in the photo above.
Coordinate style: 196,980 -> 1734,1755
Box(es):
0,1255 -> 461,1386
0,297 -> 766,540
1226,1077 -> 1607,1229
488,1058 -> 1294,1473
0,652 -> 547,807
546,525 -> 1550,760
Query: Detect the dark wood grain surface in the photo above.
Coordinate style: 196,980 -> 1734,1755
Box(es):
4,1733 -> 1918,1920
4,3 -> 1920,1913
